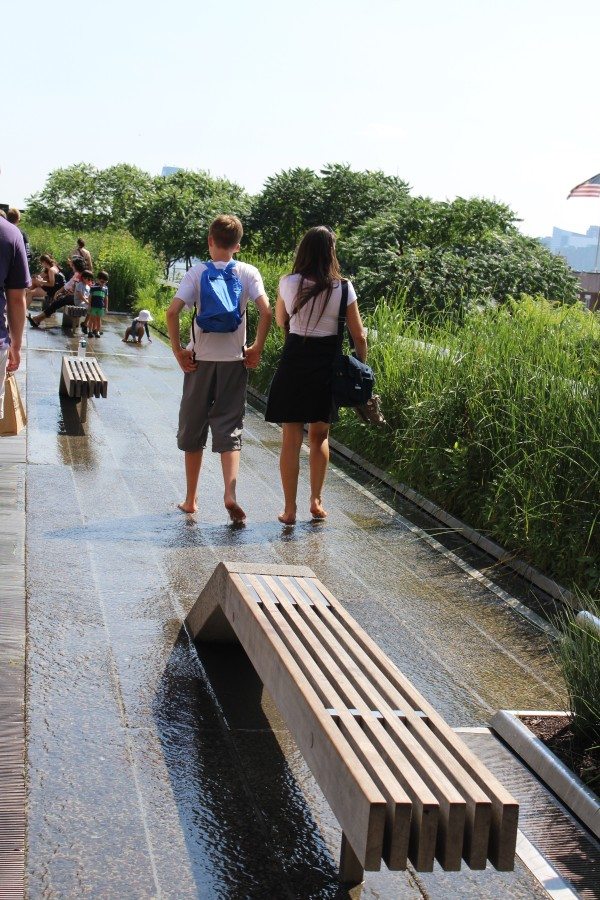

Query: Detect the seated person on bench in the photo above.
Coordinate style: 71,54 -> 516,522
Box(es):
27,257 -> 86,327
25,254 -> 65,308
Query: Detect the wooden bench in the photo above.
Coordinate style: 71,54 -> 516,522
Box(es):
61,304 -> 88,333
59,355 -> 108,423
186,562 -> 519,884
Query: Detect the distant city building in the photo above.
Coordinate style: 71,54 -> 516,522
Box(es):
161,166 -> 182,177
539,225 -> 600,272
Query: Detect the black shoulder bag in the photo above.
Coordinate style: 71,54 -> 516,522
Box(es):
331,280 -> 374,408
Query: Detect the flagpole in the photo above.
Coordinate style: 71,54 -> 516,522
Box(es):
594,211 -> 600,272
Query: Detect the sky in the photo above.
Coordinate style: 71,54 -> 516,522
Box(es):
3,0 -> 600,239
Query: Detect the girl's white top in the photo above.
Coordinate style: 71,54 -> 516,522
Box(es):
279,275 -> 357,337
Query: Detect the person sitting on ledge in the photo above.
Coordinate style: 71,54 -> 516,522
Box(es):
27,257 -> 85,327
25,254 -> 65,308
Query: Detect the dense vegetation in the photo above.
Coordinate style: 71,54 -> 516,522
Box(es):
26,162 -> 578,312
23,164 -> 598,596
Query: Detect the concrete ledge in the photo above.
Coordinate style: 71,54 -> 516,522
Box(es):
247,383 -> 574,608
491,710 -> 600,840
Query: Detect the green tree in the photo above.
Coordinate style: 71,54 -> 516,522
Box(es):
25,163 -> 153,232
319,163 -> 409,234
248,167 -> 323,254
128,170 -> 250,275
339,196 -> 578,312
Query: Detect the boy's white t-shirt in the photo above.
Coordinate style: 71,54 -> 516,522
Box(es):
176,260 -> 266,362
279,275 -> 357,337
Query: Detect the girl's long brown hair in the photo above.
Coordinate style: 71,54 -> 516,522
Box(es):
290,226 -> 342,333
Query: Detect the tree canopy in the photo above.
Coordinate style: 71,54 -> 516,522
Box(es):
24,161 -> 578,309
26,163 -> 154,232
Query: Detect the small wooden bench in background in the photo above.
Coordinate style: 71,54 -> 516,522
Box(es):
61,304 -> 88,334
186,562 -> 519,885
59,355 -> 108,423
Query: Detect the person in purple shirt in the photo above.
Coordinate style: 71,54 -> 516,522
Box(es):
0,217 -> 30,417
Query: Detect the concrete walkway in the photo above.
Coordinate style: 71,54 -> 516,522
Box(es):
18,314 -> 583,897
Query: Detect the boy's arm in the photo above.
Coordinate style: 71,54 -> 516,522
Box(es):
166,297 -> 197,372
244,294 -> 272,369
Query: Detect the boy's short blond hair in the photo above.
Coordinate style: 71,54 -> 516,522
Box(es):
209,214 -> 243,249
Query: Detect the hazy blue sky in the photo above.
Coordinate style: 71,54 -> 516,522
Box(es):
3,0 -> 600,237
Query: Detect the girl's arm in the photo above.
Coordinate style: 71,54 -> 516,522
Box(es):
275,294 -> 289,330
346,301 -> 368,363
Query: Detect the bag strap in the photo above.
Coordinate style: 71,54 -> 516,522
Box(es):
337,279 -> 354,351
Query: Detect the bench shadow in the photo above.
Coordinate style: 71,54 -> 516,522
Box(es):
59,396 -> 87,437
153,626 -> 360,899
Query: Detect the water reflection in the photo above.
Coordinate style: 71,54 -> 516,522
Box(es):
153,628 -> 359,898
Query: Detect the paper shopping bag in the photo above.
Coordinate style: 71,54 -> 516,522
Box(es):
0,372 -> 27,435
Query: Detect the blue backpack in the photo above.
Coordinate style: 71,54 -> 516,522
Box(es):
195,261 -> 243,333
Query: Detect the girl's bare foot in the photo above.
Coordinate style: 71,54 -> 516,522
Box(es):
225,499 -> 246,524
177,499 -> 197,513
278,505 -> 297,525
310,498 -> 328,520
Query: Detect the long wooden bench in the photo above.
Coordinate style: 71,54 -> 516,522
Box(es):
186,562 -> 519,884
59,355 -> 108,423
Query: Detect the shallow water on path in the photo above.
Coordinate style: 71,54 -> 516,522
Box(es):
25,317 -> 561,898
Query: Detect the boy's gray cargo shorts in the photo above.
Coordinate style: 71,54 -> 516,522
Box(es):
177,360 -> 248,453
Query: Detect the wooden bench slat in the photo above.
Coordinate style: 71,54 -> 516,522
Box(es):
226,573 -> 388,871
271,575 -> 466,871
252,584 -> 413,871
59,355 -> 108,405
287,581 -> 489,870
186,562 -> 519,878
304,577 -> 519,871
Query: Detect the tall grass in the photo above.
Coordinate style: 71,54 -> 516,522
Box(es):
554,594 -> 600,786
255,293 -> 599,595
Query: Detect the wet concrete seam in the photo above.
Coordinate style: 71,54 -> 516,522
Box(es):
68,407 -> 300,897
61,448 -> 164,897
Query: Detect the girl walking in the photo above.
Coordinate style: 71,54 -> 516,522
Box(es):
265,226 -> 367,525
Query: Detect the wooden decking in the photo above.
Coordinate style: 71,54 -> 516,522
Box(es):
187,562 -> 519,882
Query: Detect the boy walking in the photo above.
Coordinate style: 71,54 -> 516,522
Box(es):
166,215 -> 272,523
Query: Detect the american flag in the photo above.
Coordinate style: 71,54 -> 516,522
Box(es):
567,173 -> 600,199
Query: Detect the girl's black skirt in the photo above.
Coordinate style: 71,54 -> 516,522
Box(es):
265,333 -> 339,424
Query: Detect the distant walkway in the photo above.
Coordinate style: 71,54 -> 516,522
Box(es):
18,313 -> 594,898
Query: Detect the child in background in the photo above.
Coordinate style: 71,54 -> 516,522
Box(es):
88,271 -> 109,338
122,309 -> 153,343
74,270 -> 93,334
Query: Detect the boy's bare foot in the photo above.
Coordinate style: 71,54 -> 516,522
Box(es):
225,499 -> 246,524
177,499 -> 198,513
278,505 -> 297,525
310,499 -> 328,520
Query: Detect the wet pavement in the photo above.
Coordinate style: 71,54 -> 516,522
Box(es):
23,314 -> 571,898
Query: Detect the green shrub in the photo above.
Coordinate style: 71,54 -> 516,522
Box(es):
25,224 -> 162,312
